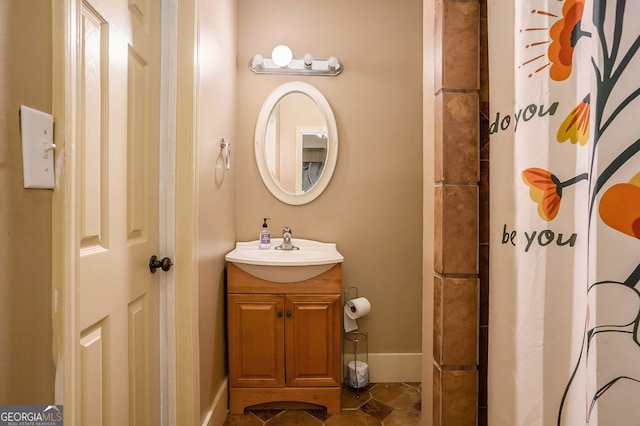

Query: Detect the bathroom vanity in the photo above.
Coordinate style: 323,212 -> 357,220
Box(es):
225,239 -> 343,414
226,264 -> 342,413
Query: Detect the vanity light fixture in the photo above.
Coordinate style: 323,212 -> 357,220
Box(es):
249,45 -> 343,76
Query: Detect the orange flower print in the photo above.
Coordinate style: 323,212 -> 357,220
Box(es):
599,173 -> 640,239
523,168 -> 562,221
548,0 -> 588,81
557,94 -> 590,145
523,168 -> 588,221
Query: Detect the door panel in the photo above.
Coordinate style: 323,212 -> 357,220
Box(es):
77,0 -> 161,424
80,323 -> 107,425
79,4 -> 105,250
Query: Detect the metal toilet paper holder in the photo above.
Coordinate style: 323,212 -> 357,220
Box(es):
343,286 -> 369,397
344,286 -> 358,305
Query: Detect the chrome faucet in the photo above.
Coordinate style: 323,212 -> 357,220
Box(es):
275,226 -> 299,250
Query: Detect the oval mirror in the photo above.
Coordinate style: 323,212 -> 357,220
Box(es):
255,81 -> 338,205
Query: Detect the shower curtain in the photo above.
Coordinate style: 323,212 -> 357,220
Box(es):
488,1 -> 640,425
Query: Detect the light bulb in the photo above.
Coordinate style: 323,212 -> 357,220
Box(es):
304,53 -> 314,69
271,45 -> 293,67
327,56 -> 341,71
251,54 -> 264,68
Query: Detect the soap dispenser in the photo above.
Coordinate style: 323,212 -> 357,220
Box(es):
259,218 -> 271,249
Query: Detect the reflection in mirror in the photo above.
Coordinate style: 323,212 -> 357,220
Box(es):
301,132 -> 327,192
255,82 -> 338,205
264,92 -> 327,194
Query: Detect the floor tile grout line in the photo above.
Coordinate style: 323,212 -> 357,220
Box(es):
225,382 -> 422,425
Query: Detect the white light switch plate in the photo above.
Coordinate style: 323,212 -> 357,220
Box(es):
20,105 -> 55,189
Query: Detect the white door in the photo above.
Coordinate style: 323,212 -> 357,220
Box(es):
74,0 -> 162,424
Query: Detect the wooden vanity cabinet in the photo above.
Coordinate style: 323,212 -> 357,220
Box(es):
226,262 -> 342,414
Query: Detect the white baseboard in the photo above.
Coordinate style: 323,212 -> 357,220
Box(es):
201,377 -> 228,426
343,353 -> 422,383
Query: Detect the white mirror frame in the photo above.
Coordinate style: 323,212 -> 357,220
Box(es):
255,81 -> 339,205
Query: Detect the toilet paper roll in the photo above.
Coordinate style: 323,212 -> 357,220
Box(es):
348,360 -> 369,388
344,297 -> 371,332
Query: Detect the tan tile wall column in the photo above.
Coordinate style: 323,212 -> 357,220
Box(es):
433,0 -> 480,424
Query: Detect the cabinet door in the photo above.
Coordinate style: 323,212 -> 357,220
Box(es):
228,294 -> 285,387
285,294 -> 342,387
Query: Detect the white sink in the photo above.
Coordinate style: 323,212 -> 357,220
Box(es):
225,238 -> 344,282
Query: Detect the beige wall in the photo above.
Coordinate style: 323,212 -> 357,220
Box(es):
0,1 -> 55,403
236,0 -> 424,359
196,0 -> 238,420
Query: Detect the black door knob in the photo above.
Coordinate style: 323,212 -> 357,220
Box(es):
149,255 -> 173,273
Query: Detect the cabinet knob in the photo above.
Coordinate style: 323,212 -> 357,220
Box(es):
286,311 -> 292,318
277,311 -> 283,318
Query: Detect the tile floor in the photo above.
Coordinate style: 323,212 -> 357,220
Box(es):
223,382 -> 422,425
